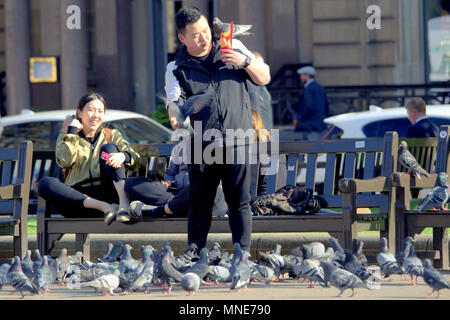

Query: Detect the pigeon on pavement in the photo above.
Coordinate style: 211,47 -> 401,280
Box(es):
32,249 -> 43,278
0,263 -> 10,289
423,258 -> 450,298
56,248 -> 71,285
184,248 -> 210,281
398,141 -> 431,181
158,249 -> 183,294
119,244 -> 139,274
396,236 -> 415,280
353,239 -> 368,267
297,259 -> 327,288
7,256 -> 39,298
327,237 -> 346,267
81,268 -> 121,296
414,172 -> 450,211
343,249 -> 371,280
320,261 -> 369,297
212,17 -> 253,37
376,237 -> 402,280
402,242 -> 423,286
21,250 -> 34,279
34,256 -> 54,294
230,246 -> 252,291
249,262 -> 274,285
181,272 -> 201,296
100,241 -> 123,262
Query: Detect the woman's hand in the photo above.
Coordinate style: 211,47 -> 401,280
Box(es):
161,180 -> 175,187
61,115 -> 83,133
106,152 -> 126,169
221,49 -> 246,68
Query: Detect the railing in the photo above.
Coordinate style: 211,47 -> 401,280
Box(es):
269,83 -> 450,125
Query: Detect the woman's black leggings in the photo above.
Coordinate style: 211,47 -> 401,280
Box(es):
36,144 -> 126,218
124,176 -> 190,216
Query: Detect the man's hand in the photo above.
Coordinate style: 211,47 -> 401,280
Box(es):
167,105 -> 179,130
221,49 -> 246,68
106,152 -> 126,169
293,119 -> 298,128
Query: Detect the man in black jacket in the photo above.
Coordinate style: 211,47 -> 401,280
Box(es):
405,97 -> 439,138
164,6 -> 271,252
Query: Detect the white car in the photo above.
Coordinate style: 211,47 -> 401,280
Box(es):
0,109 -> 172,150
324,105 -> 450,139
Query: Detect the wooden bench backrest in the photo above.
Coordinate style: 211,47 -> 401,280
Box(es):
133,131 -> 398,214
0,141 -> 33,216
398,137 -> 438,178
434,125 -> 450,175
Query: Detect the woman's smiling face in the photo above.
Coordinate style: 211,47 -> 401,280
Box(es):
77,99 -> 105,133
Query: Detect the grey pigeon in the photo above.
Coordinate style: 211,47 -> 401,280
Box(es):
414,172 -> 450,212
157,89 -> 215,131
212,17 -> 253,37
32,249 -> 43,277
7,256 -> 39,298
158,249 -> 183,293
100,243 -> 113,262
0,263 -> 10,289
396,236 -> 415,280
100,241 -> 123,262
230,246 -> 252,291
258,244 -> 285,280
353,239 -> 368,267
320,261 -> 369,297
34,256 -> 54,294
398,140 -> 431,181
423,259 -> 450,298
21,250 -> 34,279
184,248 -> 210,281
207,265 -> 231,285
327,237 -> 346,267
301,242 -> 325,259
281,254 -> 303,276
209,242 -> 229,265
119,244 -> 139,274
81,268 -> 121,296
56,248 -> 71,285
376,237 -> 402,280
402,243 -> 423,285
181,272 -> 201,296
343,249 -> 371,280
297,259 -> 327,288
130,247 -> 155,293
249,262 -> 274,285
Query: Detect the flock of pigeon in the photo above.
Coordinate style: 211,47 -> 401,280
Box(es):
0,235 -> 448,299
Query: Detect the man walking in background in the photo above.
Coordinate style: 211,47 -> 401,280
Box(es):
293,66 -> 329,140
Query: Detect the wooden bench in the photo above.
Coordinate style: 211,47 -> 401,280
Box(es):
0,141 -> 33,259
393,125 -> 450,269
36,132 -> 399,260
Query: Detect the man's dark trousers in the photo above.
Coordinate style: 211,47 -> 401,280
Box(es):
187,144 -> 252,252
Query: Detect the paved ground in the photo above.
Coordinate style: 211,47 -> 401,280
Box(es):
1,273 -> 450,300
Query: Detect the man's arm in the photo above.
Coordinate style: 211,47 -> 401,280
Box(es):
164,61 -> 185,130
221,39 -> 271,86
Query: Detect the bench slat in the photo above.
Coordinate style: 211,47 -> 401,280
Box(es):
305,154 -> 317,191
344,152 -> 356,179
0,148 -> 18,161
324,153 -> 336,195
286,154 -> 298,186
1,161 -> 12,186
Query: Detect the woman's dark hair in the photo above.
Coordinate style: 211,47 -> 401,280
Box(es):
175,6 -> 203,34
76,92 -> 107,120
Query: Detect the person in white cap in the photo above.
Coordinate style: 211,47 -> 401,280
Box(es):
293,66 -> 329,140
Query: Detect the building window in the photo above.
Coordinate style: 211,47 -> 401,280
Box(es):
424,0 -> 450,82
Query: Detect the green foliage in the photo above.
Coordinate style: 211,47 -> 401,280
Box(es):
152,104 -> 171,129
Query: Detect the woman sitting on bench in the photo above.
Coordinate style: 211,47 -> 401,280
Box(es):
36,93 -> 141,225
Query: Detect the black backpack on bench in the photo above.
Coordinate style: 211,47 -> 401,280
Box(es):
251,185 -> 321,216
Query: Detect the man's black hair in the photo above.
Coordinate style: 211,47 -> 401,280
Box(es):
175,6 -> 203,34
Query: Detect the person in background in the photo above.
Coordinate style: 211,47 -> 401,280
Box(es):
36,93 -> 141,225
293,66 -> 329,140
405,97 -> 439,138
247,51 -> 273,131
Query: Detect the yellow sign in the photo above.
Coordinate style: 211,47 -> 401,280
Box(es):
29,57 -> 57,83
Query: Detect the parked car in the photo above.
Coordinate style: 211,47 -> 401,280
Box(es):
0,109 -> 172,150
323,105 -> 450,139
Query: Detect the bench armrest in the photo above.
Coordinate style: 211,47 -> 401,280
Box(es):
391,172 -> 437,189
338,176 -> 390,194
0,184 -> 24,199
